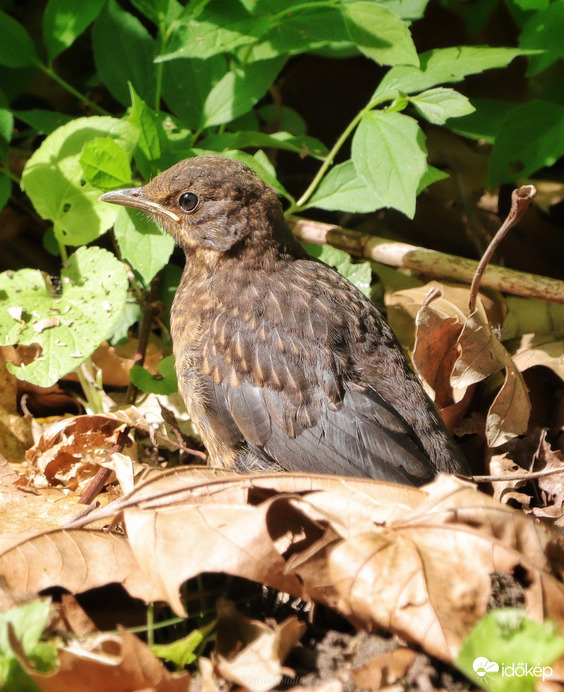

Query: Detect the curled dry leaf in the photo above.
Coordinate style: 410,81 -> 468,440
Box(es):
452,310 -> 531,446
86,468 -> 564,665
214,598 -> 306,692
22,409 -> 150,492
0,529 -> 161,605
510,333 -> 564,380
17,627 -> 190,692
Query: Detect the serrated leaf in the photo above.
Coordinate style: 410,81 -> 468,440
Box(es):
43,0 -> 106,62
520,1 -> 564,75
80,138 -> 133,190
342,1 -> 418,67
374,46 -> 527,100
127,85 -> 170,178
162,55 -> 227,130
0,247 -> 128,387
21,116 -> 138,246
114,207 -> 175,284
410,87 -> 475,125
446,97 -> 515,143
304,242 -> 372,297
308,160 -> 383,213
0,10 -> 40,67
199,130 -> 327,159
417,165 -> 449,193
130,355 -> 177,395
92,0 -> 157,106
156,2 -> 270,61
488,100 -> 564,184
201,57 -> 285,128
352,111 -> 427,218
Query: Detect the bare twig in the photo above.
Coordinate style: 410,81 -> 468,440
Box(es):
290,205 -> 564,305
126,275 -> 161,404
78,427 -> 131,505
468,185 -> 536,313
471,466 -> 564,483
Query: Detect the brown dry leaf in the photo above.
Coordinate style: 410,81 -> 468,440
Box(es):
451,310 -> 531,446
0,359 -> 34,463
19,627 -> 190,692
23,409 -> 150,492
510,333 -> 564,380
351,647 -> 416,689
0,529 -> 162,604
80,468 -> 564,666
214,598 -> 305,692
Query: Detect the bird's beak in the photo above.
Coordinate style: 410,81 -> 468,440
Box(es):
99,187 -> 180,222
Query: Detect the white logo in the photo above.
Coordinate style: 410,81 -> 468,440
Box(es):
473,657 -> 500,681
472,657 -> 553,684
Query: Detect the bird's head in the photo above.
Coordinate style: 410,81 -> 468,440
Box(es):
99,155 -> 282,254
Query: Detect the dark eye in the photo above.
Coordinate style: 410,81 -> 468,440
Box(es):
178,192 -> 199,213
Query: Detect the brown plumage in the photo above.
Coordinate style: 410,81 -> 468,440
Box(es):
100,155 -> 469,484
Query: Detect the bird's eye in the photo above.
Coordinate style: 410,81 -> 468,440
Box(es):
178,191 -> 199,213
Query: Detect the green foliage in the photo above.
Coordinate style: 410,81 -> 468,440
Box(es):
0,0 -> 560,391
304,244 -> 373,298
457,609 -> 564,691
130,355 -> 178,394
0,247 -> 128,387
0,600 -> 58,691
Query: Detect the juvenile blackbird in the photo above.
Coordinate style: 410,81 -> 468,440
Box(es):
100,155 -> 469,485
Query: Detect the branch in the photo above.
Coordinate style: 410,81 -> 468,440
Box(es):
290,217 -> 564,305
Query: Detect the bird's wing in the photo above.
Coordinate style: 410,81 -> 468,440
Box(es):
197,258 -> 439,483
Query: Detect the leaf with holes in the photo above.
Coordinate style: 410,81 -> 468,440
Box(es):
0,247 -> 128,387
21,116 -> 138,246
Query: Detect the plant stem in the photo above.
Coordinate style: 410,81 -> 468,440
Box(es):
39,64 -> 110,116
76,359 -> 105,414
0,166 -> 20,184
290,96 -> 386,213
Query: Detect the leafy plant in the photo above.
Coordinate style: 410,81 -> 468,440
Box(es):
0,0 -> 556,397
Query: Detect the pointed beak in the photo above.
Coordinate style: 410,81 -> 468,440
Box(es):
99,187 -> 180,222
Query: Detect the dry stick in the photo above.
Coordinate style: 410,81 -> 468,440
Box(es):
468,185 -> 537,313
126,275 -> 161,404
78,427 -> 131,505
291,202 -> 564,305
471,466 -> 564,483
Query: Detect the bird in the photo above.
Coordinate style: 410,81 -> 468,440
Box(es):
100,155 -> 469,485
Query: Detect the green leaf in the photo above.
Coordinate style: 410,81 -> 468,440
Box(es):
342,1 -> 418,67
246,7 -> 352,61
0,601 -> 57,691
374,46 -> 527,99
114,207 -> 175,284
409,87 -> 475,125
308,160 -> 383,213
446,97 -> 516,143
92,0 -> 157,106
304,242 -> 372,298
0,10 -> 40,67
258,104 -> 306,135
151,620 -> 215,667
377,0 -> 430,20
488,100 -> 564,184
156,0 -> 270,61
162,55 -> 228,130
130,355 -> 178,395
21,116 -> 138,246
0,247 -> 128,387
130,0 -> 183,25
520,0 -> 564,75
199,130 -> 327,158
13,109 -> 74,135
352,110 -> 427,218
201,57 -> 285,128
127,85 -> 169,178
213,149 -> 292,200
417,165 -> 448,193
43,0 -> 106,62
80,138 -> 133,190
457,609 -> 564,692
106,302 -> 141,345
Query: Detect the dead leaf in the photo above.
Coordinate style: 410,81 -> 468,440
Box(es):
215,598 -> 305,692
22,627 -> 191,692
510,334 -> 564,381
452,310 -> 531,446
33,316 -> 60,334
